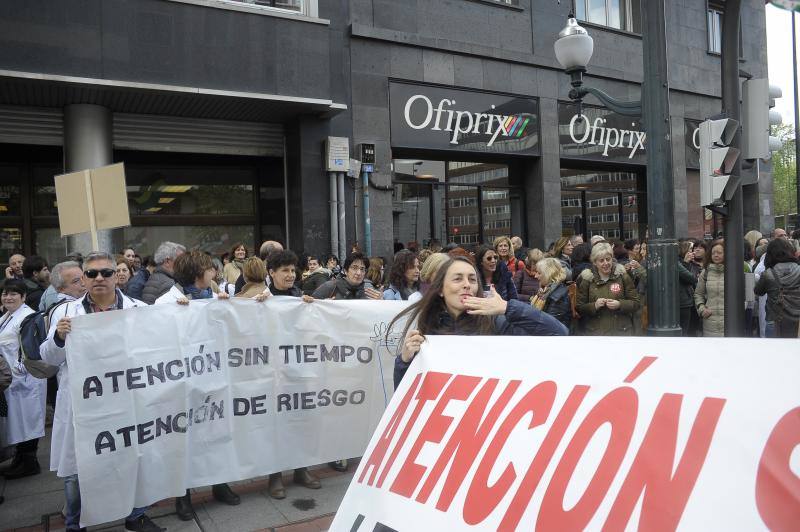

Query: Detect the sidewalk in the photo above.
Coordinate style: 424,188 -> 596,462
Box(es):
0,429 -> 355,532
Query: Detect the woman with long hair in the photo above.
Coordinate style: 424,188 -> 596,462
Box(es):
389,257 -> 568,387
365,257 -> 385,291
754,238 -> 800,338
694,239 -> 725,337
475,245 -> 517,301
383,250 -> 420,300
222,242 -> 248,284
551,236 -> 574,281
493,236 -> 523,274
532,258 -> 571,328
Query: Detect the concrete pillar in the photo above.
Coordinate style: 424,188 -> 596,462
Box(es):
63,104 -> 118,255
525,97 -> 563,249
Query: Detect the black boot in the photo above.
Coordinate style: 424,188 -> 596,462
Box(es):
3,453 -> 40,479
212,483 -> 240,505
0,453 -> 21,474
175,490 -> 194,521
124,514 -> 165,532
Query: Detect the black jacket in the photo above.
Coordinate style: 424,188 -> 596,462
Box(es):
489,261 -> 518,301
754,261 -> 800,322
23,278 -> 46,310
141,267 -> 176,305
312,277 -> 375,299
393,299 -> 568,388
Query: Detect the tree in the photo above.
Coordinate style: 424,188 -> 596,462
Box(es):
771,123 -> 797,225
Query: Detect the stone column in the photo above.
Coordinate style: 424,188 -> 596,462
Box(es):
63,104 -> 118,255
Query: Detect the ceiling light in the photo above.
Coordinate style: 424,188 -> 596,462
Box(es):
158,197 -> 176,204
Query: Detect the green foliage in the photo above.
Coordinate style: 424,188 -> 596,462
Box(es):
772,123 -> 797,218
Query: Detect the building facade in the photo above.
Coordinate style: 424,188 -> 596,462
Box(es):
0,0 -> 772,267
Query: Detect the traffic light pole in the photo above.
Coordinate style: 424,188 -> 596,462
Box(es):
642,0 -> 680,336
721,0 -> 745,336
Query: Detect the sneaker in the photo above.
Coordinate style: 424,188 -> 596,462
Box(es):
124,514 -> 165,532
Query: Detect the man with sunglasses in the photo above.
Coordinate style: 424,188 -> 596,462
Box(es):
40,252 -> 163,532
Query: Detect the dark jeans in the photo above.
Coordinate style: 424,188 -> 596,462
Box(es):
680,307 -> 702,336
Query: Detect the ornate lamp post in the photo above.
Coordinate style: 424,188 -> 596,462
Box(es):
554,3 -> 681,336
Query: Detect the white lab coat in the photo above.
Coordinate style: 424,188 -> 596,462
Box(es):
40,291 -> 145,477
0,304 -> 45,447
154,284 -> 223,305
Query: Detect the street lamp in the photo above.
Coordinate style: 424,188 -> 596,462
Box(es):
554,14 -> 641,117
554,3 -> 681,337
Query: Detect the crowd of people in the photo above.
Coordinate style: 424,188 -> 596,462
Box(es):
0,227 -> 798,531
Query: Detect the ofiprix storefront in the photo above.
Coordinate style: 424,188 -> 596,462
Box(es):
388,81 -> 540,249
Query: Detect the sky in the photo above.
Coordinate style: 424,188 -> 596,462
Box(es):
766,4 -> 798,129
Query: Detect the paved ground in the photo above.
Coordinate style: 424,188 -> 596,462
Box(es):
0,429 -> 354,532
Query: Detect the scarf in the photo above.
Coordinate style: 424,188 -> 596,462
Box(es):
531,281 -> 556,310
182,283 -> 213,300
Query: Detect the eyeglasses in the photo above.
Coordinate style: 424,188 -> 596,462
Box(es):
85,268 -> 115,279
349,267 -> 367,273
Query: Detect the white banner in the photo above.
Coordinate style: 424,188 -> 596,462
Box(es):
332,336 -> 800,531
66,298 -> 407,526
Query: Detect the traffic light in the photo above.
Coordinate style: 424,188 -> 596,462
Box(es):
699,118 -> 740,207
742,78 -> 783,160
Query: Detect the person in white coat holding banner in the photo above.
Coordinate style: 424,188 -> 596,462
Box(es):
0,279 -> 44,479
40,252 -> 163,532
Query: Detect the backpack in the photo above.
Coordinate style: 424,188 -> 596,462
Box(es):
771,269 -> 800,321
17,299 -> 68,379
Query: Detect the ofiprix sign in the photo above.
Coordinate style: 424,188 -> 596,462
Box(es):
389,81 -> 540,156
332,336 -> 800,531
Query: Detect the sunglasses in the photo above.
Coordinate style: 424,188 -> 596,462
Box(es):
85,268 -> 115,279
485,256 -> 499,261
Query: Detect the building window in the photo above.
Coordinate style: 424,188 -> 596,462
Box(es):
575,0 -> 641,33
225,0 -> 309,15
707,5 -> 723,54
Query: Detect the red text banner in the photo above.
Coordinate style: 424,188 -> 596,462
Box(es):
331,336 -> 800,531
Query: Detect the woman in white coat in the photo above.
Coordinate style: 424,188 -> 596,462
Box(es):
0,279 -> 45,479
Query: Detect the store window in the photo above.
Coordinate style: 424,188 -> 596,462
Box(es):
0,144 -> 284,268
560,168 -> 644,241
392,159 -> 522,249
576,0 -> 641,34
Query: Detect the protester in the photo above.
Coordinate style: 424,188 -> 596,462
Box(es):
569,234 -> 584,247
576,242 -> 640,335
383,250 -> 420,301
4,253 -> 24,281
234,240 -> 283,293
390,256 -> 568,387
301,254 -> 331,296
513,248 -> 543,302
133,254 -> 142,272
150,251 -> 240,519
772,227 -> 788,240
694,239 -> 725,337
417,248 -> 433,267
532,258 -> 571,328
312,252 -> 382,300
550,237 -> 574,281
413,252 -> 449,302
126,256 -> 155,300
678,242 -> 698,336
41,252 -> 164,531
223,243 -> 248,285
475,246 -> 517,301
21,256 -> 50,310
570,243 -> 593,284
40,261 -> 86,310
754,238 -> 800,338
122,248 -> 136,268
235,257 -> 270,299
115,256 -> 133,294
211,257 -> 235,297
494,236 -> 523,274
262,249 -> 321,497
511,236 -> 528,261
590,235 -> 606,246
0,280 -> 44,479
325,254 -> 341,277
141,242 -> 186,304
365,257 -> 385,292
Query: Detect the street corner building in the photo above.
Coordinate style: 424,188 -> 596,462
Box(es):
0,0 -> 772,267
